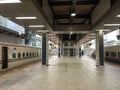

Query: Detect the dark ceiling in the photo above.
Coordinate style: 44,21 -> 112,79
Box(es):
48,0 -> 99,41
57,34 -> 86,42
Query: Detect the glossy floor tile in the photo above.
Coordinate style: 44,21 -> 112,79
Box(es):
0,56 -> 120,90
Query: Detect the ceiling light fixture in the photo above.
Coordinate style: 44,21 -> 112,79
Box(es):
49,37 -> 56,39
70,31 -> 73,34
71,13 -> 76,17
90,33 -> 96,36
49,34 -> 53,36
36,30 -> 49,32
104,24 -> 120,26
0,0 -> 21,3
29,25 -> 45,28
69,31 -> 73,35
15,17 -> 37,19
116,15 -> 120,17
96,29 -> 110,31
86,36 -> 95,39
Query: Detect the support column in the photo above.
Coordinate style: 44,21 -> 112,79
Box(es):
96,30 -> 104,66
79,48 -> 81,57
25,29 -> 30,45
99,30 -> 104,65
96,33 -> 99,66
62,44 -> 64,56
58,43 -> 61,57
42,33 -> 48,65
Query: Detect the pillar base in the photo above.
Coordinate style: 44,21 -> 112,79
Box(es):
46,64 -> 49,66
42,64 -> 49,66
96,63 -> 99,66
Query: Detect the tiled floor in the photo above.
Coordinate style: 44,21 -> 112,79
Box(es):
0,56 -> 120,90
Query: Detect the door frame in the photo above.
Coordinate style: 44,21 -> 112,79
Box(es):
2,47 -> 8,69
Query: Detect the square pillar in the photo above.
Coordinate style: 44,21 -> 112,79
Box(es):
96,30 -> 104,66
58,43 -> 61,57
42,33 -> 48,65
96,33 -> 99,65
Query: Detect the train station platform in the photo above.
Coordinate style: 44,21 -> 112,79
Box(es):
0,56 -> 120,90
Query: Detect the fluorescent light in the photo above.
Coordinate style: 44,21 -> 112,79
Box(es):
36,30 -> 49,32
49,34 -> 53,36
70,31 -> 73,34
103,29 -> 110,31
49,37 -> 56,39
96,29 -> 110,31
116,15 -> 120,17
71,13 -> 76,16
29,25 -> 45,28
69,31 -> 73,35
0,0 -> 21,3
104,24 -> 120,26
90,33 -> 96,36
85,38 -> 90,40
15,17 -> 37,19
86,36 -> 95,39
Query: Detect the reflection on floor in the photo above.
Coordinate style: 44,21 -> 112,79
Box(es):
0,56 -> 120,90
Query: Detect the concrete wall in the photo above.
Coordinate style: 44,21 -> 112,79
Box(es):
91,0 -> 111,25
0,33 -> 24,44
43,0 -> 54,25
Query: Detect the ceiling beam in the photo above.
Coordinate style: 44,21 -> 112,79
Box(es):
55,31 -> 90,34
49,0 -> 99,6
57,23 -> 85,25
54,14 -> 90,19
53,25 -> 91,31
